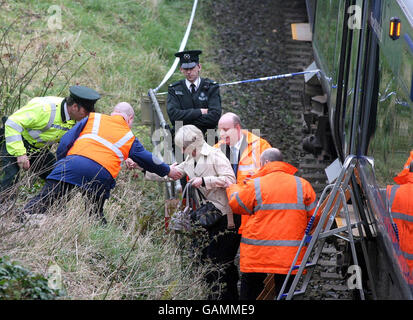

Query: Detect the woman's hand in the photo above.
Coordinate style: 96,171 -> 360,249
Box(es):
189,177 -> 203,188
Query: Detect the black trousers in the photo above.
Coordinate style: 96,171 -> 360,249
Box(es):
200,213 -> 241,300
0,139 -> 55,194
23,179 -> 108,224
240,272 -> 295,300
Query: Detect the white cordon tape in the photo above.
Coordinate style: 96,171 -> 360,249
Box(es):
154,69 -> 321,95
153,0 -> 199,93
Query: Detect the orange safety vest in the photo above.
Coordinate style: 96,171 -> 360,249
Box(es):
68,113 -> 135,178
215,130 -> 272,233
394,150 -> 413,185
227,161 -> 318,274
387,173 -> 413,273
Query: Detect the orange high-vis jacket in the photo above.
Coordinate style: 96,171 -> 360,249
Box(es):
215,130 -> 272,234
394,150 -> 413,185
387,173 -> 413,272
67,113 -> 135,178
227,161 -> 318,274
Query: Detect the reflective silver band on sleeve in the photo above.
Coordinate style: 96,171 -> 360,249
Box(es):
5,135 -> 23,143
5,119 -> 23,133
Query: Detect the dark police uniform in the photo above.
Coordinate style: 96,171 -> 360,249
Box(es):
167,50 -> 222,135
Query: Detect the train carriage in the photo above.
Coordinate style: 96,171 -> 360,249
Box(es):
305,0 -> 413,299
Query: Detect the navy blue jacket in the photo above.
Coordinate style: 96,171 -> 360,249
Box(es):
47,117 -> 170,198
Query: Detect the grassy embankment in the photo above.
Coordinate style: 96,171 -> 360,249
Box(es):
0,0 -> 221,299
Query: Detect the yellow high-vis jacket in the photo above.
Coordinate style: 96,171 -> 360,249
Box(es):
4,96 -> 75,156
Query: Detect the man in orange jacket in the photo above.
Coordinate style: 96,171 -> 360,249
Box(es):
214,112 -> 272,300
22,102 -> 181,224
215,112 -> 272,234
387,153 -> 413,273
227,148 -> 318,299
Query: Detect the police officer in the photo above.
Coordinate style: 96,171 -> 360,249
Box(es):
167,50 -> 222,138
0,85 -> 100,196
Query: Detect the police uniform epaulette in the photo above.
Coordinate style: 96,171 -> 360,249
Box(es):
169,80 -> 183,88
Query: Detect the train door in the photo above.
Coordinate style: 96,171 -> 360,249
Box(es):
335,0 -> 365,159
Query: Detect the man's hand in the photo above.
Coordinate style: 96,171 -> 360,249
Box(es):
17,154 -> 30,170
189,177 -> 203,188
200,108 -> 208,115
124,158 -> 141,170
167,163 -> 182,180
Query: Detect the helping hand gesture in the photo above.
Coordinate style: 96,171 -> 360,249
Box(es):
167,163 -> 183,180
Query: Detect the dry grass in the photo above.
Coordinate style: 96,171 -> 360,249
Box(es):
0,0 -> 222,300
0,174 -> 212,300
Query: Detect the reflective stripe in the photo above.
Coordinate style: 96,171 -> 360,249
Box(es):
238,140 -> 259,172
5,119 -> 23,133
234,192 -> 253,215
295,176 -> 303,204
306,199 -> 318,211
251,140 -> 258,169
401,250 -> 413,260
5,135 -> 22,143
92,113 -> 101,135
255,203 -> 306,212
51,124 -> 70,131
391,211 -> 413,223
28,100 -> 57,142
113,131 -> 134,149
241,237 -> 302,247
253,175 -> 308,212
78,133 -> 125,161
254,178 -> 262,205
238,164 -> 255,171
389,185 -> 400,207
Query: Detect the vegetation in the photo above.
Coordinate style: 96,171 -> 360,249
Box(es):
0,256 -> 62,299
0,0 -> 220,300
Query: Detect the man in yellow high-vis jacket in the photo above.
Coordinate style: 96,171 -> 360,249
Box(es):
0,85 -> 100,196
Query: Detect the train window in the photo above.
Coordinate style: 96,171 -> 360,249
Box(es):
313,0 -> 341,77
401,33 -> 413,101
368,52 -> 413,186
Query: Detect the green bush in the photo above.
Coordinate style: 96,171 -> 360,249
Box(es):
0,256 -> 62,300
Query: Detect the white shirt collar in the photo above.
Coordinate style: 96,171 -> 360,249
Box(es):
232,133 -> 244,152
185,77 -> 201,91
63,102 -> 70,121
230,134 -> 244,163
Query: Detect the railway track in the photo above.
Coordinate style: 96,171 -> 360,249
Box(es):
208,0 -> 355,300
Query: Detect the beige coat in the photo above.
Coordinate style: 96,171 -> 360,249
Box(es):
146,142 -> 236,224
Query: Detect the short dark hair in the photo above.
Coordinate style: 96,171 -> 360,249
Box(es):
410,161 -> 413,172
66,96 -> 89,111
66,96 -> 75,106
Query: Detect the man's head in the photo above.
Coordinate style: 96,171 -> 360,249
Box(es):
410,161 -> 413,172
67,85 -> 100,121
218,112 -> 242,146
175,50 -> 202,83
111,102 -> 135,128
260,148 -> 283,167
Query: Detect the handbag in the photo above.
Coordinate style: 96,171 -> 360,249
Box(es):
190,186 -> 223,229
169,183 -> 195,232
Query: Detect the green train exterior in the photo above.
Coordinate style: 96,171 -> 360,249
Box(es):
306,0 -> 413,299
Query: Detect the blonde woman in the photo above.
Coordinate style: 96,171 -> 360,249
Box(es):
146,124 -> 240,299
